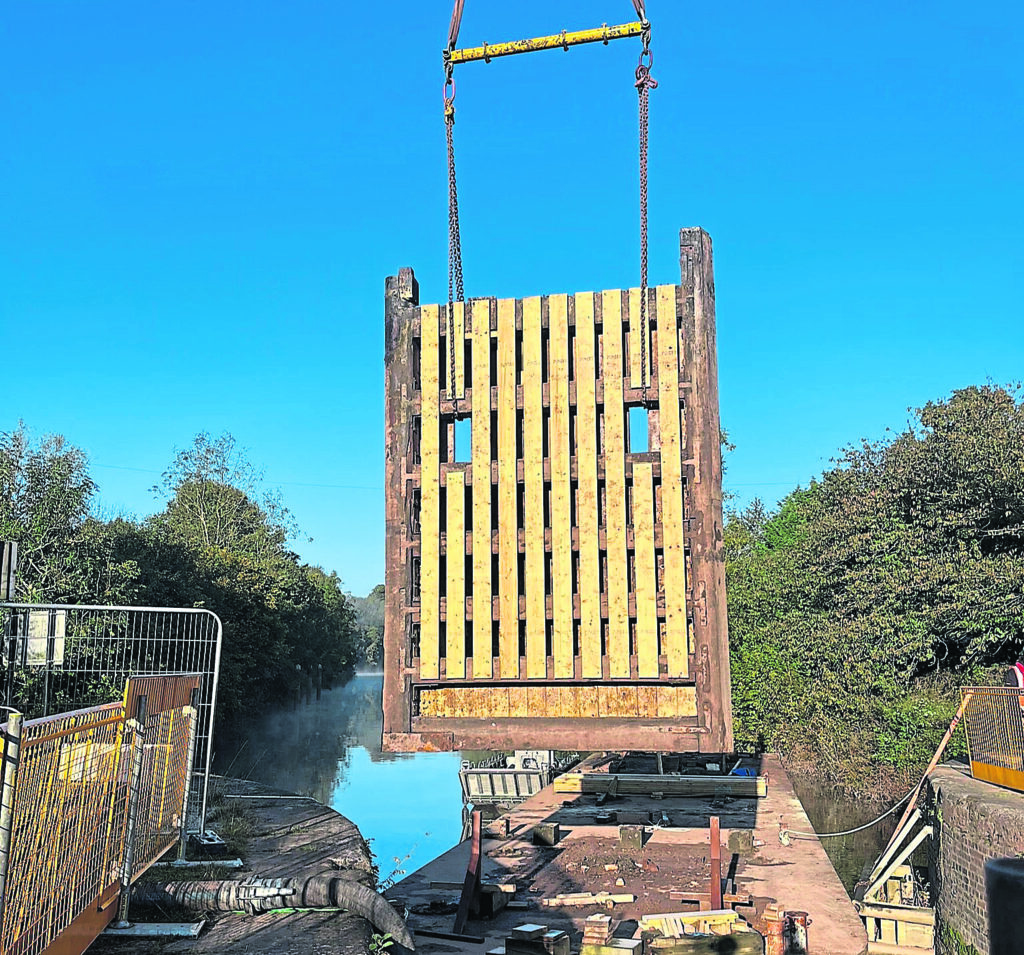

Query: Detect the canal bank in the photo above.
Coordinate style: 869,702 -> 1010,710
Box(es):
91,776 -> 384,955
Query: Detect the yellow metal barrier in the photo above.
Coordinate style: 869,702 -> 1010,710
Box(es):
1,703 -> 131,955
0,676 -> 199,955
962,686 -> 1024,794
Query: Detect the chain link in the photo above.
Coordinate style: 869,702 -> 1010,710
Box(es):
636,40 -> 656,405
445,74 -> 464,410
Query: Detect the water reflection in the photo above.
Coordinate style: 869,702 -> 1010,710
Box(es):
213,673 -> 464,879
789,774 -> 898,894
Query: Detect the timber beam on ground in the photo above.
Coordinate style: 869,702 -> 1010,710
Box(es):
553,771 -> 767,798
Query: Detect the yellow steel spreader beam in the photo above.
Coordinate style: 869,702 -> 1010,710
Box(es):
446,21 -> 645,66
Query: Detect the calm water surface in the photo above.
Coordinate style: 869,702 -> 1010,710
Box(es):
214,674 -> 890,895
213,674 -> 463,882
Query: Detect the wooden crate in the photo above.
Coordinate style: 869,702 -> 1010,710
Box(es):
382,228 -> 731,753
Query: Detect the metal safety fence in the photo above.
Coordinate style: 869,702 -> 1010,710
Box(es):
962,686 -> 1024,794
0,676 -> 199,955
0,604 -> 221,831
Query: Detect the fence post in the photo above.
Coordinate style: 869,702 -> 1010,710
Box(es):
176,696 -> 200,862
113,695 -> 147,928
0,711 -> 23,941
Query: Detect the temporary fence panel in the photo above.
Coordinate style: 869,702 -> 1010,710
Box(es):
382,228 -> 733,753
962,686 -> 1024,794
125,675 -> 201,876
0,605 -> 221,831
1,704 -> 129,955
0,679 -> 198,955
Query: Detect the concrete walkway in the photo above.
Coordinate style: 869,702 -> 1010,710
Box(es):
91,777 -> 375,955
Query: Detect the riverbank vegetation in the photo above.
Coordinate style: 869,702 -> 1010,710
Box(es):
0,427 -> 363,719
727,384 -> 1024,793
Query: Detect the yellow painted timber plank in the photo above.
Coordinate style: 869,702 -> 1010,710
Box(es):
602,290 -> 629,678
444,301 -> 465,399
548,294 -> 573,678
509,686 -> 529,717
471,299 -> 493,679
633,462 -> 658,677
575,292 -> 602,678
657,285 -> 689,677
628,287 -> 649,388
637,685 -> 658,719
497,297 -> 519,680
419,304 -> 440,679
445,470 -> 466,678
523,297 -> 546,678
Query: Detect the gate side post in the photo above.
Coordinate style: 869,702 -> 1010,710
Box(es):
176,695 -> 200,862
0,711 -> 24,940
114,695 -> 148,928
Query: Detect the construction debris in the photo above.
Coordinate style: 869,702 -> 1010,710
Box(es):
540,892 -> 635,909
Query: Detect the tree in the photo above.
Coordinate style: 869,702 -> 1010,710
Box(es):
0,424 -> 96,600
350,584 -> 385,668
152,432 -> 296,562
725,385 -> 1024,787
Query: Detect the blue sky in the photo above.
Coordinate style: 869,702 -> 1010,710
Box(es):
3,1 -> 1021,596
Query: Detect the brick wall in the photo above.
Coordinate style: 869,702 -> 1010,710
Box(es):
928,766 -> 1024,954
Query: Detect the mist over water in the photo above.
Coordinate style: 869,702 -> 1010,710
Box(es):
212,673 -> 464,879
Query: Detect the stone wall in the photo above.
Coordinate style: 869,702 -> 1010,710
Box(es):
928,765 -> 1024,955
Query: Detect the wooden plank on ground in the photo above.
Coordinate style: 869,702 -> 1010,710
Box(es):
549,293 -> 573,678
471,299 -> 493,678
633,462 -> 658,678
553,773 -> 767,798
657,285 -> 689,677
575,292 -> 601,678
602,290 -> 629,678
523,296 -> 546,678
497,297 -> 519,680
420,304 -> 441,679
446,470 -> 466,678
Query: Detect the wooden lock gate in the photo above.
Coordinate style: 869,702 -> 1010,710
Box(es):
382,228 -> 732,753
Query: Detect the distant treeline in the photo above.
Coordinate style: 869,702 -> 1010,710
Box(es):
0,427 -> 377,721
726,384 -> 1024,791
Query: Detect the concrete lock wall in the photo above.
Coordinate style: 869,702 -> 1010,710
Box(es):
928,766 -> 1024,955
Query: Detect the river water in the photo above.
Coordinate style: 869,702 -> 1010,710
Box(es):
213,673 -> 891,894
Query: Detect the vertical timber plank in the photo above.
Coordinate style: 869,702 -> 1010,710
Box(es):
602,290 -> 629,678
523,297 -> 546,678
497,297 -> 519,680
549,294 -> 573,678
575,292 -> 601,678
420,304 -> 441,680
471,299 -> 493,679
446,470 -> 466,678
446,302 -> 465,399
633,462 -> 659,677
628,287 -> 649,388
657,284 -> 689,678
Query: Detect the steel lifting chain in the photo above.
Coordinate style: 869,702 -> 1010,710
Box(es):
444,1 -> 465,412
635,21 -> 656,405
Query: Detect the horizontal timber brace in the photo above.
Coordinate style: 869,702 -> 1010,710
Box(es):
446,21 -> 645,66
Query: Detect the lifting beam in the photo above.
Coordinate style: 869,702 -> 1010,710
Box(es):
446,21 -> 646,66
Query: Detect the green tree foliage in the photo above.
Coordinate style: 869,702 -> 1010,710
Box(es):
0,428 -> 358,721
350,584 -> 385,668
0,424 -> 96,600
727,385 -> 1024,788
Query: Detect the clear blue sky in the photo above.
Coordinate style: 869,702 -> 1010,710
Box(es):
3,1 -> 1021,596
